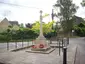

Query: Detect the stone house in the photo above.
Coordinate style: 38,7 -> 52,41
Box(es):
0,18 -> 19,33
73,16 -> 84,25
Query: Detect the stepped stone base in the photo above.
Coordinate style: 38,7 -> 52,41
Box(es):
31,46 -> 50,51
31,35 -> 50,51
26,48 -> 55,54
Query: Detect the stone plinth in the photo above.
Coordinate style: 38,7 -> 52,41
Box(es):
31,35 -> 50,51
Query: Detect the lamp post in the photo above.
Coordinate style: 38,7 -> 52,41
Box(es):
51,9 -> 54,21
63,47 -> 67,64
63,38 -> 67,64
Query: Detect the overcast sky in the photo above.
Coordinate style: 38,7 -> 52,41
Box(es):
0,0 -> 85,24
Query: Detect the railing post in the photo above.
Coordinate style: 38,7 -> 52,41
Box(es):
15,41 -> 17,49
28,41 -> 29,46
62,38 -> 63,50
22,38 -> 23,47
59,39 -> 61,56
7,41 -> 9,50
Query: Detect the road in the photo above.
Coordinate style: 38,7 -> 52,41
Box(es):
0,41 -> 33,53
70,37 -> 85,64
0,37 -> 85,64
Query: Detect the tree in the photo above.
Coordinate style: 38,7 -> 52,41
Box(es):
31,21 -> 40,34
31,21 -> 56,39
20,23 -> 24,28
81,0 -> 85,6
32,21 -> 54,34
74,22 -> 85,37
43,21 -> 54,34
25,23 -> 32,28
54,0 -> 78,37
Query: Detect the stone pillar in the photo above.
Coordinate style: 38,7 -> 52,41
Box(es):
37,10 -> 45,40
40,10 -> 43,36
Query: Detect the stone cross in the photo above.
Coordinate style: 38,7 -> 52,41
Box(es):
31,10 -> 50,50
35,10 -> 46,44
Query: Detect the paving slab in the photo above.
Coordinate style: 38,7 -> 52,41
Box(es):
0,48 -> 63,64
26,48 -> 55,54
0,39 -> 78,64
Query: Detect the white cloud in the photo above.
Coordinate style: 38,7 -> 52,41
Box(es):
0,0 -> 55,23
73,0 -> 85,18
0,0 -> 57,24
0,0 -> 85,24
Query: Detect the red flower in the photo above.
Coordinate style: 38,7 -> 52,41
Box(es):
32,45 -> 37,48
39,44 -> 44,48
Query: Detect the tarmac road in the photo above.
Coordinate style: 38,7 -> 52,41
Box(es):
70,37 -> 85,64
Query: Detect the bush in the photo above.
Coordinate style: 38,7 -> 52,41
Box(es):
44,30 -> 57,39
11,28 -> 38,40
0,34 -> 11,42
74,23 -> 85,37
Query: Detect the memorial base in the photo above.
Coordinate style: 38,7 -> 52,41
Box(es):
31,47 -> 51,51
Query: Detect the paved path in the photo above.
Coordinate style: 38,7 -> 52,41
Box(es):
0,48 -> 63,64
73,37 -> 85,64
0,38 -> 82,64
0,41 -> 63,64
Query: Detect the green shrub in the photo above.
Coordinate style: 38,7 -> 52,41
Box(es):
0,34 -> 11,42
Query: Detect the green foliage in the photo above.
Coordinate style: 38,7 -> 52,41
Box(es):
0,34 -> 7,42
44,30 -> 57,39
31,21 -> 57,39
43,21 -> 54,34
0,28 -> 38,42
0,32 -> 11,42
11,28 -> 38,40
54,0 -> 78,36
78,22 -> 85,27
0,21 -> 57,42
81,0 -> 85,6
32,21 -> 55,34
74,22 -> 85,37
20,23 -> 24,28
31,21 -> 40,34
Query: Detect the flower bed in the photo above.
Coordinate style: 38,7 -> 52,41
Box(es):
31,43 -> 49,51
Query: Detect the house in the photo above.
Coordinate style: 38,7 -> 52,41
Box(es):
0,18 -> 19,33
9,21 -> 19,26
73,16 -> 84,25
